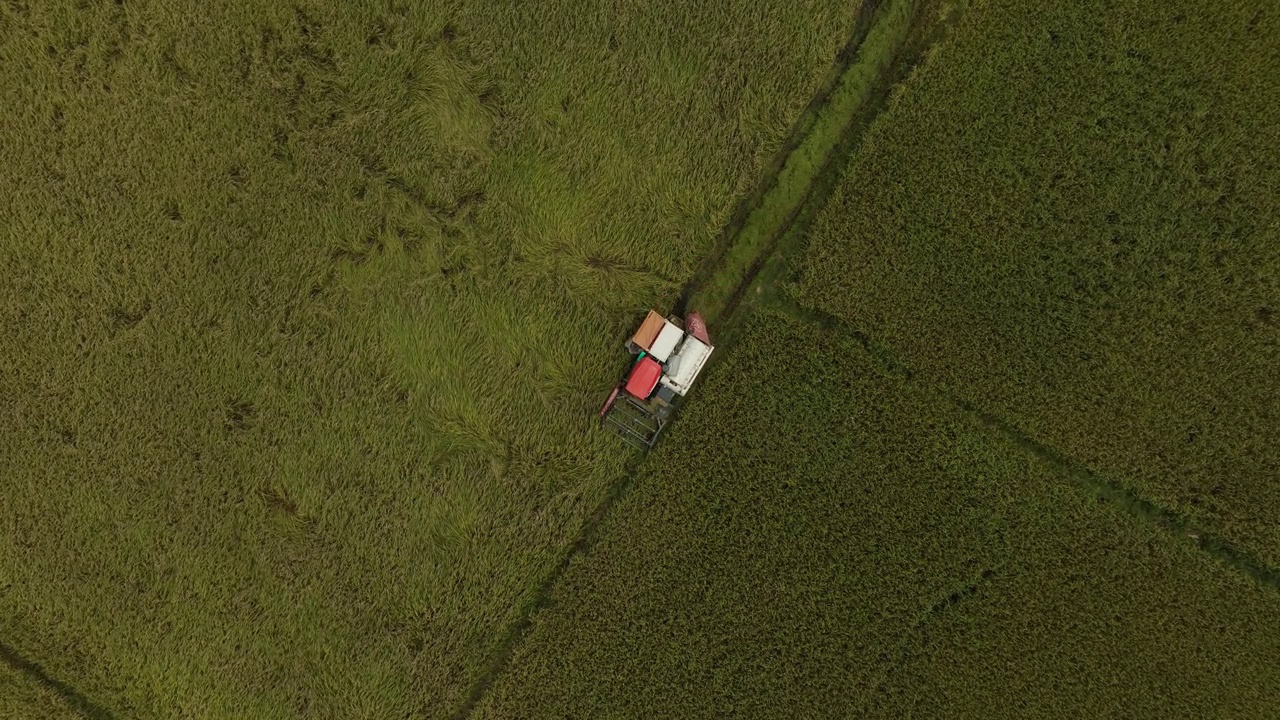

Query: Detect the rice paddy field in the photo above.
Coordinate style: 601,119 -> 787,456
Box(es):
474,0 -> 1280,715
4,0 -> 1280,716
473,311 -> 1280,717
797,0 -> 1280,566
0,0 -> 858,717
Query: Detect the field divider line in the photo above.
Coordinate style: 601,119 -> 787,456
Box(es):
448,463 -> 645,720
701,0 -> 967,345
704,0 -> 970,367
764,293 -> 1280,596
709,0 -> 1280,597
450,0 -> 966,716
673,0 -> 887,322
0,640 -> 116,720
954,396 -> 1280,593
856,566 -> 1002,711
682,0 -> 968,331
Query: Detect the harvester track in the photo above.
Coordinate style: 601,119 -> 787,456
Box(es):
672,0 -> 886,320
725,0 -> 965,326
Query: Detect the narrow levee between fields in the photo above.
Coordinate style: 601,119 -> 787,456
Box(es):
764,294 -> 1280,596
451,1 -> 966,718
953,396 -> 1280,594
680,0 -> 966,330
672,0 -> 886,323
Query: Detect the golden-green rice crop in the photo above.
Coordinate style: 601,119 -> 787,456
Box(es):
1,656 -> 84,720
797,0 -> 1280,565
473,310 -> 1280,718
0,0 -> 859,716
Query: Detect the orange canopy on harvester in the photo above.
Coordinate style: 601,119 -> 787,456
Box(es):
629,311 -> 667,351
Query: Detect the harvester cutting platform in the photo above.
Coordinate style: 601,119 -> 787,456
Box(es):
598,310 -> 715,449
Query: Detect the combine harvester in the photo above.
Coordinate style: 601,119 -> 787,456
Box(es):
598,310 -> 715,449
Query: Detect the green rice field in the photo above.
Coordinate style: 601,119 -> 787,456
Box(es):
3,0 -> 1278,716
0,0 -> 857,716
1,655 -> 82,720
473,311 -> 1280,717
798,0 -> 1280,566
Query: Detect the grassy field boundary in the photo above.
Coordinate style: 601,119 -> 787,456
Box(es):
701,0 -> 969,359
681,0 -> 968,328
672,0 -> 885,322
0,641 -> 114,720
767,293 -> 1280,595
452,1 -> 971,717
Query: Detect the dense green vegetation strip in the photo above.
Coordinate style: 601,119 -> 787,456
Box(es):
797,0 -> 1280,567
683,0 -> 955,327
0,0 -> 858,716
473,310 -> 1280,718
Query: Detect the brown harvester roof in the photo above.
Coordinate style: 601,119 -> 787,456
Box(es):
630,310 -> 666,352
